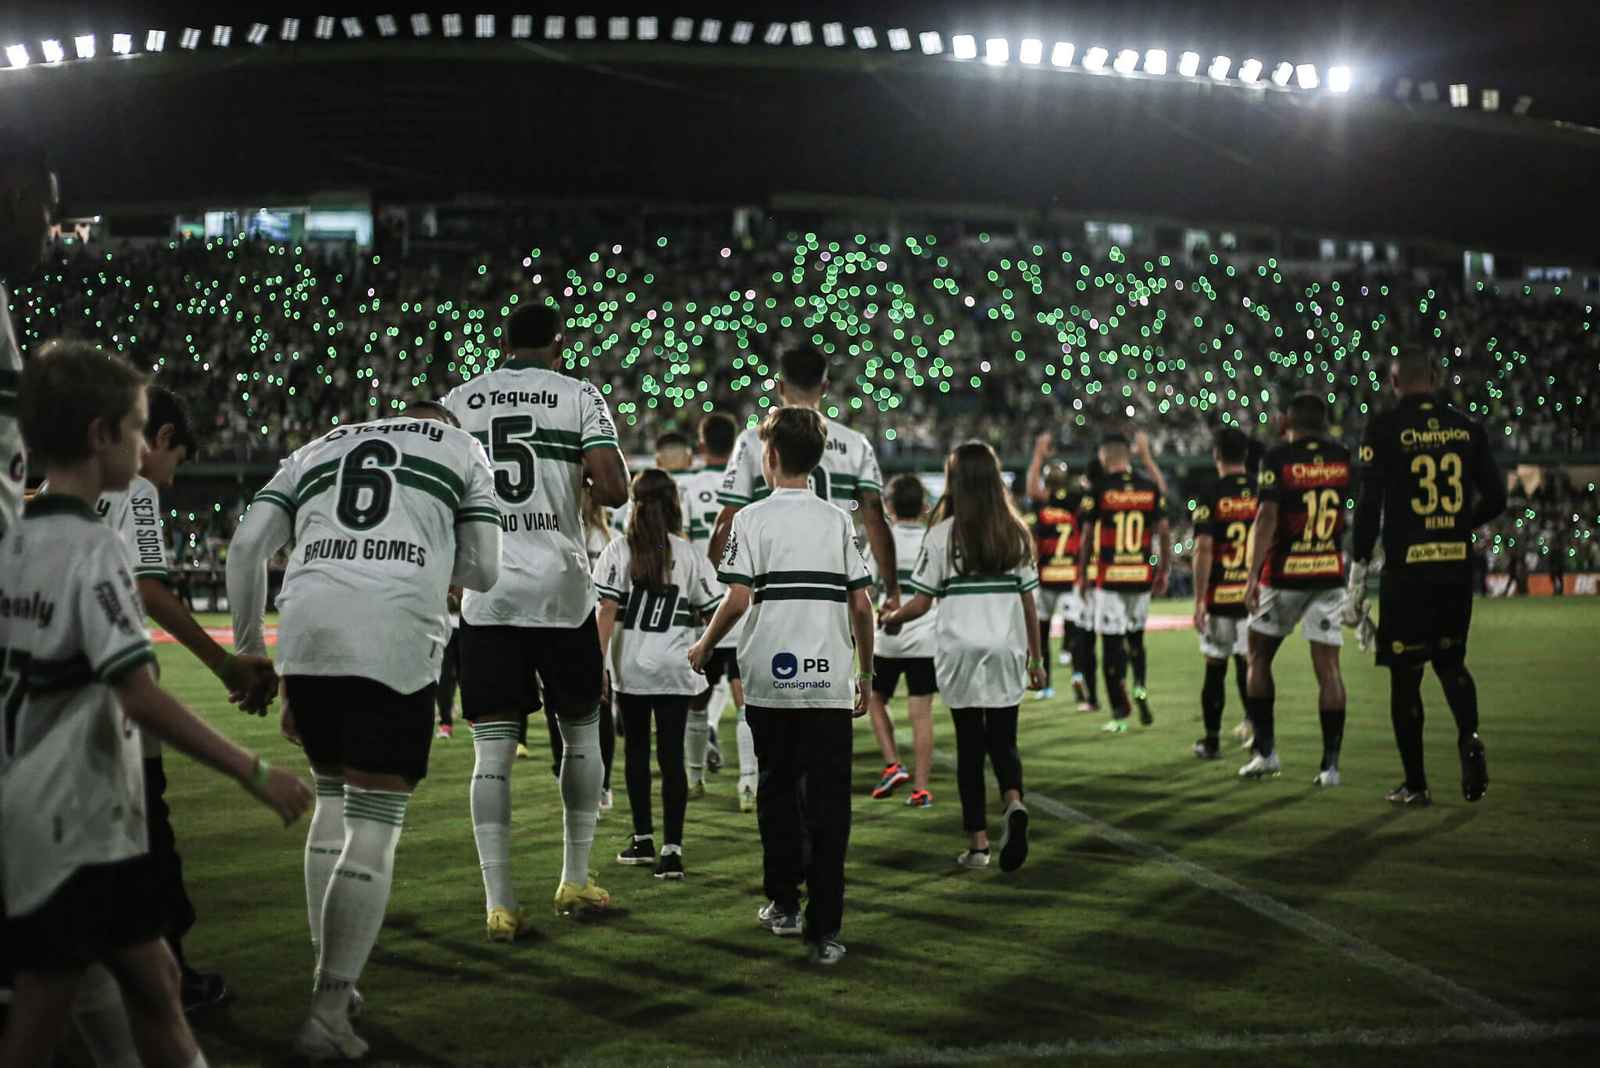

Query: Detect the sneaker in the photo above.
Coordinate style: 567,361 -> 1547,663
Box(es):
435,722 -> 454,740
997,801 -> 1030,873
1238,752 -> 1282,779
686,781 -> 706,801
486,906 -> 531,943
1076,699 -> 1100,714
1313,767 -> 1342,787
1385,783 -> 1432,806
654,852 -> 685,880
904,788 -> 933,808
706,745 -> 722,774
180,969 -> 229,1014
515,743 -> 531,760
955,848 -> 991,869
808,939 -> 848,966
1233,720 -> 1254,746
871,762 -> 910,799
294,1014 -> 369,1062
756,901 -> 802,936
738,784 -> 756,813
1033,687 -> 1055,701
1459,733 -> 1488,803
554,879 -> 613,916
1100,719 -> 1128,734
1193,737 -> 1220,760
617,837 -> 656,865
599,788 -> 614,814
1134,687 -> 1154,726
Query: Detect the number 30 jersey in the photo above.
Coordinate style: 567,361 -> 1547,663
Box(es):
1191,472 -> 1258,617
1257,438 -> 1350,590
444,365 -> 620,627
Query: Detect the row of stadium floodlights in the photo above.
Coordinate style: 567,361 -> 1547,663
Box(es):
1,14 -> 1529,115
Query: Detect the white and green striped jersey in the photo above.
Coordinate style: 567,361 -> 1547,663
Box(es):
609,469 -> 696,542
906,518 -> 1039,710
717,416 -> 884,516
97,476 -> 170,583
0,285 -> 26,538
717,488 -> 872,709
678,463 -> 736,648
443,365 -> 620,628
594,533 -> 723,697
875,521 -> 937,660
0,494 -> 157,917
242,417 -> 501,694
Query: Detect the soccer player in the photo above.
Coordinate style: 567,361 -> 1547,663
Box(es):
710,345 -> 897,812
1345,351 -> 1506,805
436,587 -> 461,739
881,443 -> 1046,871
595,470 -> 724,878
227,398 -> 502,1059
1075,433 -> 1171,732
1190,427 -> 1259,759
679,412 -> 740,795
866,473 -> 937,807
610,430 -> 694,535
3,341 -> 310,1068
442,302 -> 629,932
689,407 -> 875,965
1241,394 -> 1351,783
1025,432 -> 1085,703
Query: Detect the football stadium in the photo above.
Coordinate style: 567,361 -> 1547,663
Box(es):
1,3 -> 1597,1065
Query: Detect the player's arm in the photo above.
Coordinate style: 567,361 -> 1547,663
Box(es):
1153,516 -> 1172,596
708,503 -> 741,565
692,584 -> 749,664
1351,431 -> 1385,565
583,446 -> 628,508
857,489 -> 900,607
1026,432 -> 1052,502
1244,500 -> 1278,611
140,578 -> 275,708
1133,430 -> 1170,496
594,597 -> 619,661
1192,533 -> 1215,628
848,586 -> 875,716
1468,429 -> 1507,527
453,451 -> 504,591
225,495 -> 294,711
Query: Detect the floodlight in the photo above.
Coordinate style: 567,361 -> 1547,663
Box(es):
147,29 -> 167,50
179,28 -> 200,50
610,17 -> 630,40
1295,63 -> 1318,89
339,18 -> 360,39
1082,46 -> 1108,72
1328,65 -> 1351,93
671,18 -> 692,42
763,22 -> 786,45
920,31 -> 942,55
951,34 -> 977,60
112,33 -> 132,54
1449,83 -> 1470,107
887,28 -> 910,51
698,19 -> 720,43
1109,49 -> 1135,74
546,16 -> 566,39
1208,55 -> 1231,80
1393,77 -> 1412,100
5,44 -> 28,68
443,14 -> 463,38
576,16 -> 596,40
1512,95 -> 1532,115
212,26 -> 231,47
1177,50 -> 1199,76
791,22 -> 813,46
1419,81 -> 1438,102
1144,49 -> 1166,75
853,27 -> 877,49
1482,88 -> 1500,111
376,15 -> 398,37
314,17 -> 334,40
822,23 -> 845,47
637,17 -> 657,40
41,39 -> 64,63
1019,38 -> 1042,64
984,38 -> 1008,65
247,23 -> 269,45
1051,41 -> 1074,66
476,15 -> 495,39
72,35 -> 95,59
1237,58 -> 1262,84
731,21 -> 752,44
1271,61 -> 1292,86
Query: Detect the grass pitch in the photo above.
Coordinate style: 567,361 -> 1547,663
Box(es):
107,598 -> 1598,1065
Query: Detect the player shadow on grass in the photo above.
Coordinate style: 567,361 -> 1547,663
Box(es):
190,1004 -> 454,1068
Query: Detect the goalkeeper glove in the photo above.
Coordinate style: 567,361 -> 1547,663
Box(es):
1341,560 -> 1370,629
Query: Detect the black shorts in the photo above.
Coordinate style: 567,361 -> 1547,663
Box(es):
4,854 -> 164,973
284,675 -> 436,782
703,646 -> 741,687
459,614 -> 604,719
872,656 -> 938,699
1376,574 -> 1473,667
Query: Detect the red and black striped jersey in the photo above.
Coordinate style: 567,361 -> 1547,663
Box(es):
1078,470 -> 1167,592
1191,472 -> 1258,617
1257,438 -> 1350,590
1028,487 -> 1081,588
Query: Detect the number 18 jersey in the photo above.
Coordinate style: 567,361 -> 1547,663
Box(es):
443,365 -> 620,627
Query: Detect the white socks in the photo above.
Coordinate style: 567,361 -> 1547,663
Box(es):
470,722 -> 519,912
735,705 -> 758,794
70,964 -> 140,1068
304,775 -> 345,955
312,786 -> 407,1021
556,710 -> 603,886
685,703 -> 709,786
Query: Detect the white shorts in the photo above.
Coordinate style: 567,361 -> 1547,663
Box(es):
1198,614 -> 1250,660
1092,589 -> 1151,636
1248,586 -> 1344,647
1035,587 -> 1086,628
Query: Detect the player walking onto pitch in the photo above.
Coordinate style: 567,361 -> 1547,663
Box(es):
1345,352 -> 1506,805
1024,433 -> 1087,703
1241,395 -> 1351,784
228,400 -> 502,1060
710,345 -> 899,813
2,342 -> 310,1068
443,303 -> 629,932
596,470 -> 724,878
881,443 -> 1045,872
1190,427 -> 1260,760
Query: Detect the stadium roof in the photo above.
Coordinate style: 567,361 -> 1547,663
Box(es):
3,3 -> 1598,256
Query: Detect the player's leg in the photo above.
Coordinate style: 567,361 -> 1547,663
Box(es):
1429,584 -> 1487,801
1376,572 -> 1434,804
949,707 -> 992,859
0,967 -> 82,1067
748,705 -> 804,932
868,659 -> 908,798
102,937 -> 206,1068
1125,592 -> 1153,723
730,664 -> 758,812
905,659 -> 937,801
598,695 -> 618,812
142,751 -> 221,1012
616,693 -> 657,864
542,708 -> 563,777
283,678 -> 349,971
1033,589 -> 1056,698
1197,649 -> 1228,759
1099,633 -> 1131,730
1309,640 -> 1347,785
685,667 -> 714,792
458,624 -> 534,933
545,614 -> 612,913
798,709 -> 854,961
652,697 -> 690,878
1231,644 -> 1252,744
70,964 -> 140,1068
983,707 -> 1029,872
1241,626 -> 1286,776
435,630 -> 458,737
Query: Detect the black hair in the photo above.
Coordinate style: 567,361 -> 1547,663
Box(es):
1287,392 -> 1329,432
699,411 -> 738,458
408,400 -> 461,428
886,472 -> 926,520
779,345 -> 828,392
655,431 -> 691,453
506,303 -> 561,350
145,385 -> 198,455
1214,426 -> 1251,464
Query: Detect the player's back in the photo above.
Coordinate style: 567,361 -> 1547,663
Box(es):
263,416 -> 498,692
1195,471 -> 1258,615
1032,487 -> 1080,589
1259,437 -> 1351,588
1082,469 -> 1165,591
443,364 -> 618,627
678,465 -> 726,552
718,416 -> 884,517
1362,395 -> 1492,584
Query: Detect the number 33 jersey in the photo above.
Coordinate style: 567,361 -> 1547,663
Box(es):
1257,438 -> 1351,590
444,366 -> 620,628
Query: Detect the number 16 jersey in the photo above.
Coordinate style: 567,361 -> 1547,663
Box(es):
444,365 -> 620,628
